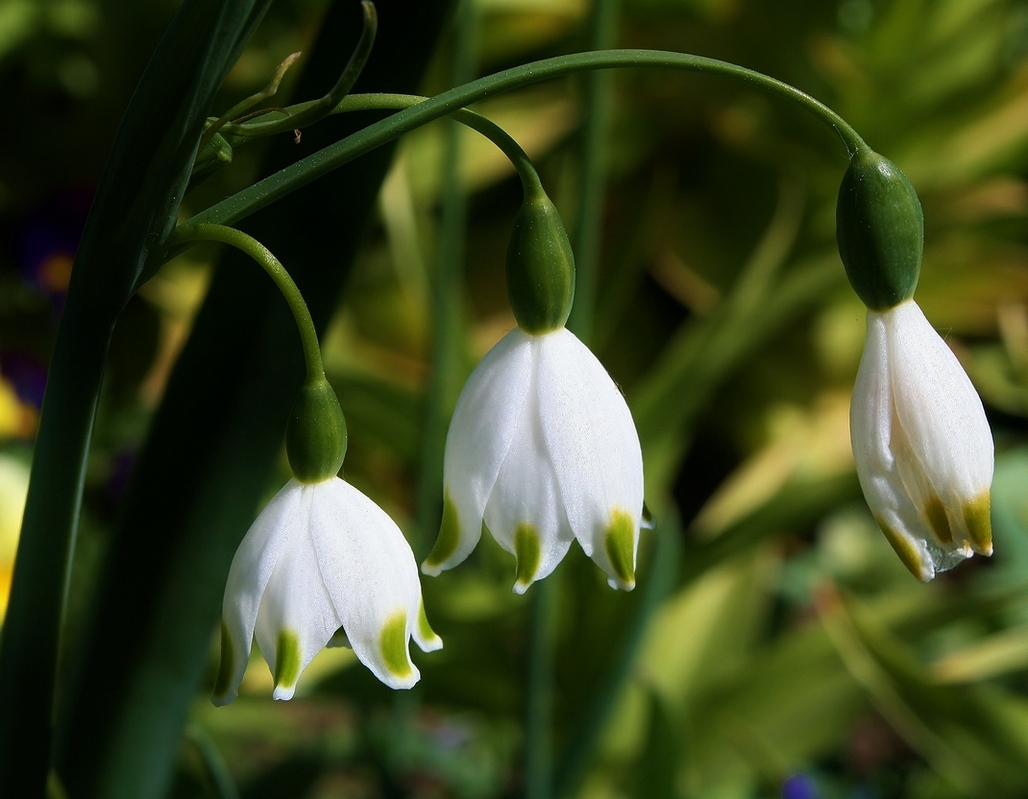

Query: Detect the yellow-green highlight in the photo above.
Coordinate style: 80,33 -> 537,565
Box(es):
380,612 -> 413,679
273,629 -> 301,692
963,493 -> 992,554
417,602 -> 439,644
876,517 -> 926,581
213,622 -> 234,699
604,509 -> 636,587
514,523 -> 541,589
424,491 -> 460,570
923,495 -> 953,544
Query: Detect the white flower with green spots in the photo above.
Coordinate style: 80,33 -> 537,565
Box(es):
213,477 -> 441,703
422,326 -> 644,593
851,299 -> 994,581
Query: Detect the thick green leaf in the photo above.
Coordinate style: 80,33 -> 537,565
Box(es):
54,4 -> 454,798
0,1 -> 268,794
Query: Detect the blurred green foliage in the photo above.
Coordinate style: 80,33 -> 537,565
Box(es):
5,0 -> 1028,797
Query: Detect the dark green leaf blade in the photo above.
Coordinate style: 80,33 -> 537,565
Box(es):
0,1 -> 268,795
55,3 -> 454,798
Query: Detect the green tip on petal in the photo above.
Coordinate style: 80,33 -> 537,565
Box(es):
513,523 -> 541,594
212,622 -> 236,705
380,612 -> 414,680
923,495 -> 954,545
876,516 -> 929,582
423,491 -> 460,575
604,509 -> 636,590
417,602 -> 441,648
963,493 -> 993,555
272,629 -> 301,698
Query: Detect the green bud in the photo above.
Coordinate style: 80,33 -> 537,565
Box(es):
836,147 -> 923,311
286,377 -> 347,483
506,190 -> 576,334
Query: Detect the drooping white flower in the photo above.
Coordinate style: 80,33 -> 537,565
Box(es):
850,299 -> 993,581
422,326 -> 644,593
214,476 -> 441,704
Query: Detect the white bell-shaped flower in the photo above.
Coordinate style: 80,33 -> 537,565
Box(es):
213,476 -> 442,704
422,326 -> 644,593
850,299 -> 994,581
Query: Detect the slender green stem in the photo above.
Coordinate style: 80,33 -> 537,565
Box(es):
526,576 -> 559,799
169,224 -> 324,382
221,92 -> 544,196
185,725 -> 239,799
567,0 -> 618,342
184,49 -> 864,231
273,0 -> 378,132
192,1 -> 377,173
554,521 -> 681,797
413,0 -> 476,558
197,51 -> 300,156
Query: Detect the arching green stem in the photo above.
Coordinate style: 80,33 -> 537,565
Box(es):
184,49 -> 864,232
275,0 -> 378,133
168,224 -> 325,382
220,92 -> 546,198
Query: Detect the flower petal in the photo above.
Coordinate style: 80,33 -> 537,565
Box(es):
252,486 -> 343,700
536,329 -> 644,590
884,301 -> 994,554
424,328 -> 534,575
850,314 -> 938,580
482,357 -> 574,593
310,478 -> 424,689
214,479 -> 305,705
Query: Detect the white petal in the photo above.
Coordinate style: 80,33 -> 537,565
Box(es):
536,329 -> 644,590
310,478 -> 424,689
482,354 -> 574,593
850,315 -> 938,580
253,486 -> 342,699
850,302 -> 994,581
884,301 -> 994,553
214,479 -> 305,705
423,328 -> 534,575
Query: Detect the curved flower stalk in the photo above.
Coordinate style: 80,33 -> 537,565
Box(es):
169,225 -> 443,704
850,299 -> 993,581
214,475 -> 442,703
422,326 -> 645,593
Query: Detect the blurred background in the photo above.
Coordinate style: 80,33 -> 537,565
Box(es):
5,0 -> 1028,797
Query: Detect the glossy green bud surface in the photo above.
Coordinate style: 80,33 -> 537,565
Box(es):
506,191 -> 576,334
286,377 -> 347,483
836,147 -> 923,311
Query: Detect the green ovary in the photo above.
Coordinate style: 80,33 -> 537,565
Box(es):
380,612 -> 414,679
604,509 -> 636,587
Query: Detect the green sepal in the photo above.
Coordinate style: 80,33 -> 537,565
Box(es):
836,147 -> 923,311
506,189 -> 576,334
286,377 -> 347,483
